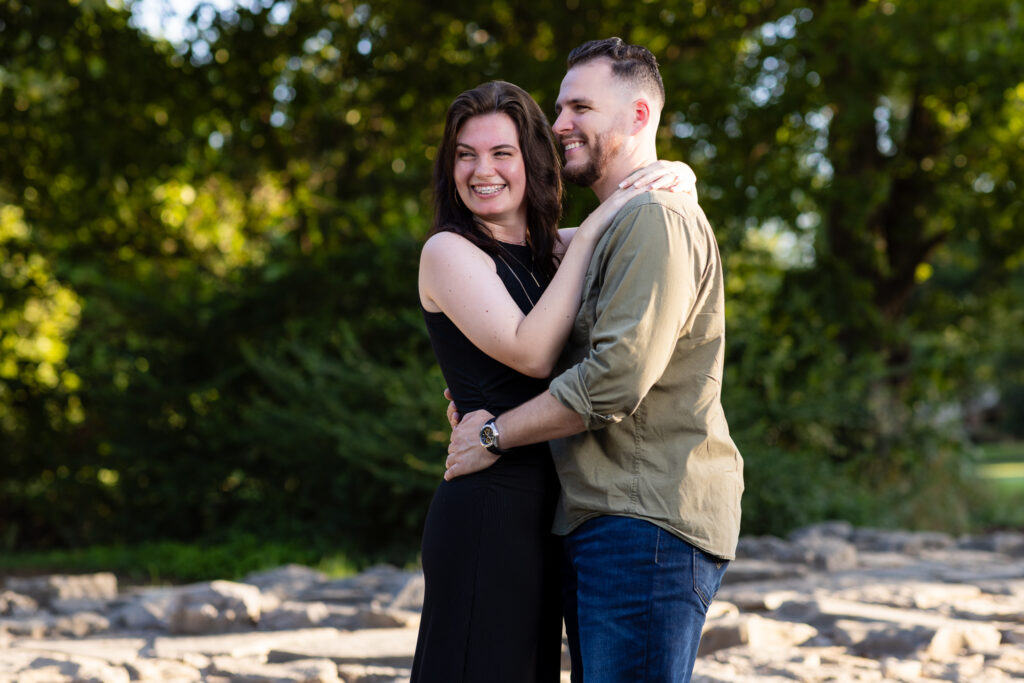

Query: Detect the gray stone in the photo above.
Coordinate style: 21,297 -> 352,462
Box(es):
52,611 -> 111,637
387,575 -> 424,613
963,531 -> 1024,556
21,653 -> 131,683
351,605 -> 420,630
4,573 -> 118,607
318,604 -> 362,630
210,655 -> 341,682
720,559 -> 809,584
788,520 -> 854,542
879,656 -> 923,680
298,566 -> 419,607
122,658 -> 204,682
260,600 -> 331,631
850,528 -> 954,554
793,536 -> 858,572
336,664 -> 412,683
0,590 -> 38,616
698,614 -> 817,656
7,636 -> 146,662
734,534 -> 792,560
3,528 -> 1024,682
0,615 -> 51,638
266,627 -> 419,667
829,618 -> 934,657
243,564 -> 329,599
168,580 -> 262,634
152,628 -> 342,660
0,650 -> 41,674
925,623 -> 1003,661
108,597 -> 172,631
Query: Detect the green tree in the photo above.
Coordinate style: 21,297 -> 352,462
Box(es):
1,0 -> 1020,559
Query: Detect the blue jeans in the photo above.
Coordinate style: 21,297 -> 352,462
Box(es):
562,516 -> 729,683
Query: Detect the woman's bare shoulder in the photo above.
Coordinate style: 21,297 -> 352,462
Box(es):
423,230 -> 481,256
421,230 -> 495,272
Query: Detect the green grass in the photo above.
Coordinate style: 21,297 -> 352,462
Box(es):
0,535 -> 360,585
968,441 -> 1024,531
975,440 -> 1024,464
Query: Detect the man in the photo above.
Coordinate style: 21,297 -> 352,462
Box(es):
447,37 -> 743,682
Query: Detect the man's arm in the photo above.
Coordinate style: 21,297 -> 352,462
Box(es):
445,393 -> 584,481
446,197 -> 700,479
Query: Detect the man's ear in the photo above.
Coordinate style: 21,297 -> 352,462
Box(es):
631,98 -> 652,133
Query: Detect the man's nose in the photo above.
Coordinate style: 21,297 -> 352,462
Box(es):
552,110 -> 571,136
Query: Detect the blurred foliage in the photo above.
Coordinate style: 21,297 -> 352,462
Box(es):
1,0 -> 1022,564
0,534 -> 359,584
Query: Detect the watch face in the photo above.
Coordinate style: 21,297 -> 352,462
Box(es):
481,426 -> 497,447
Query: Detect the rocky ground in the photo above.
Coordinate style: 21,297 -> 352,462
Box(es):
2,522 -> 1023,682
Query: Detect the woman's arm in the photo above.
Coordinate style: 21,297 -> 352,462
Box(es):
420,186 -> 642,378
555,160 -> 697,255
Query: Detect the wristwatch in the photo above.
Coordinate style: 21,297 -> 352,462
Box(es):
479,417 -> 507,455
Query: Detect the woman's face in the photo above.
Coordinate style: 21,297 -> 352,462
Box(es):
453,113 -> 528,229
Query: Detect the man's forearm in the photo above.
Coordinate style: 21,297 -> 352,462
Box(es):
496,391 -> 586,448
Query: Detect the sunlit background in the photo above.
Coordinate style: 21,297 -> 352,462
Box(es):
1,0 -> 1021,578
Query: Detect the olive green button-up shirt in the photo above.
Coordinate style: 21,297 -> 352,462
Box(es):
548,190 -> 744,560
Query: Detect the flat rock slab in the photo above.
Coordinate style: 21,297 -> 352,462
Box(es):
267,628 -> 420,667
153,627 -> 343,660
8,636 -> 147,662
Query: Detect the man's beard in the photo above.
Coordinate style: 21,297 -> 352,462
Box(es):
562,130 -> 616,188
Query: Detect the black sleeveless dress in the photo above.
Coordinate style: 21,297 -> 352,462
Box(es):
412,242 -> 563,683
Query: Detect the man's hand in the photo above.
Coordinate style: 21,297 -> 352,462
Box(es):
444,387 -> 460,429
445,409 -> 498,481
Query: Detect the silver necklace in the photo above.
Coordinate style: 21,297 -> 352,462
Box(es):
496,245 -> 540,308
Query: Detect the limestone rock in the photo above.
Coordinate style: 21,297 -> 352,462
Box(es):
925,623 -> 1003,661
52,611 -> 111,637
829,618 -> 933,658
3,530 -> 1024,682
122,658 -> 203,682
337,663 -> 412,683
298,566 -> 419,608
169,580 -> 262,634
0,591 -> 38,616
698,614 -> 817,655
793,536 -> 858,572
210,655 -> 341,682
18,653 -> 130,683
260,600 -> 331,631
152,627 -> 342,660
4,573 -> 117,608
879,656 -> 923,680
720,558 -> 809,584
244,564 -> 329,600
266,627 -> 419,667
851,528 -> 953,554
387,574 -> 424,613
352,604 -> 420,630
788,520 -> 854,542
0,615 -> 51,638
108,594 -> 173,631
6,636 -> 146,662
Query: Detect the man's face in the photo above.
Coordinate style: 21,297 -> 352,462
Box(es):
553,59 -> 629,188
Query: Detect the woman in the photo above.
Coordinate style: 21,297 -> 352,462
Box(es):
412,80 -> 692,682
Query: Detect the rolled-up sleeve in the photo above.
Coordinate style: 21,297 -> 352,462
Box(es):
549,201 -> 701,431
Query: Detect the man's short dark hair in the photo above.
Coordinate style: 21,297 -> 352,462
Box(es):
567,37 -> 665,108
